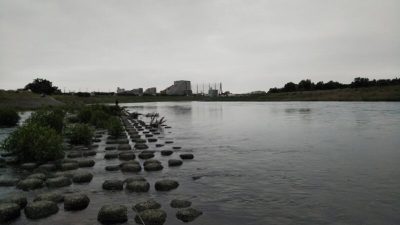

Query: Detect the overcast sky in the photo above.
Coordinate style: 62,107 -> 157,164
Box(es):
0,0 -> 399,93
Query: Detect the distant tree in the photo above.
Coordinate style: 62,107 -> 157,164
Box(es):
315,81 -> 325,90
268,76 -> 400,94
297,79 -> 314,91
283,82 -> 297,92
24,78 -> 60,95
350,77 -> 370,88
268,87 -> 280,93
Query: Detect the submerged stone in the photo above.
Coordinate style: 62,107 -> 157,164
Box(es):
98,205 -> 127,224
170,199 -> 191,208
124,176 -> 146,184
0,178 -> 19,187
117,144 -> 132,151
60,162 -> 79,171
104,152 -> 119,160
119,152 -> 135,161
138,152 -> 154,159
34,192 -> 64,203
168,159 -> 183,167
20,163 -> 37,170
154,180 -> 179,191
176,208 -> 203,222
78,159 -> 95,167
126,181 -> 150,192
64,193 -> 90,211
121,163 -> 141,173
160,150 -> 173,156
0,203 -> 20,222
24,200 -> 59,219
134,209 -> 167,225
133,199 -> 161,212
72,171 -> 93,183
46,176 -> 72,188
105,146 -> 117,151
102,180 -> 124,190
134,143 -> 149,150
180,154 -> 194,160
38,163 -> 57,171
17,178 -> 43,191
105,165 -> 120,171
0,194 -> 27,209
82,150 -> 97,157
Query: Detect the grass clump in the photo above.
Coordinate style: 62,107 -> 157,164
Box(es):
0,108 -> 20,127
107,116 -> 123,138
0,122 -> 64,163
67,123 -> 94,145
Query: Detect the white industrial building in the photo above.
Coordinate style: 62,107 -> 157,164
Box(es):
162,80 -> 192,96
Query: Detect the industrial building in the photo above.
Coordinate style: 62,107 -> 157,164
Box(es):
116,87 -> 143,96
162,80 -> 192,96
144,87 -> 157,95
208,89 -> 219,97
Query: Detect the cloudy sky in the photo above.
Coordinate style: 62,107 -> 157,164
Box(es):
0,0 -> 399,93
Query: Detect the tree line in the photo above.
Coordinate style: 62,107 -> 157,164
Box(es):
268,77 -> 400,93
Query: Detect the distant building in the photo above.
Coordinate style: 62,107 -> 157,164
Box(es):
116,87 -> 143,96
208,89 -> 218,97
162,80 -> 192,96
144,87 -> 157,95
131,88 -> 143,96
249,91 -> 267,95
117,87 -> 126,93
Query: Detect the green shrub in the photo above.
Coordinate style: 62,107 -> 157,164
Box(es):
0,123 -> 64,163
76,105 -> 122,127
89,110 -> 110,128
66,115 -> 80,123
0,108 -> 20,127
107,117 -> 123,138
27,108 -> 65,133
67,123 -> 93,145
77,107 -> 92,123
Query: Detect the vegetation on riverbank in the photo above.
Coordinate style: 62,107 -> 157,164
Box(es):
268,77 -> 400,93
1,116 -> 64,163
1,84 -> 400,110
51,85 -> 400,102
0,108 -> 20,127
0,104 -> 123,163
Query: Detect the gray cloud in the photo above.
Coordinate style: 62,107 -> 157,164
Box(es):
1,0 -> 399,93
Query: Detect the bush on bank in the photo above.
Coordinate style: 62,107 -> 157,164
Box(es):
77,105 -> 121,128
1,122 -> 64,163
67,123 -> 94,145
107,116 -> 123,138
0,108 -> 20,127
26,108 -> 65,133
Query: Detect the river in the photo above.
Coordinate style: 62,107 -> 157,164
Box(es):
0,102 -> 399,225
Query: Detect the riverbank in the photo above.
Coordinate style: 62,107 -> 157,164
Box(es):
1,85 -> 399,109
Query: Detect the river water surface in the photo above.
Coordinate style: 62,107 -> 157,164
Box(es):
1,102 -> 399,225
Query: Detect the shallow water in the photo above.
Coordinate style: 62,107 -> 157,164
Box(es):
1,102 -> 400,225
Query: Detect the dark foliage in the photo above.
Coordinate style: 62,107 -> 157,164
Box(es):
67,123 -> 94,145
26,108 -> 65,133
107,116 -> 123,138
0,108 -> 20,127
75,92 -> 91,97
1,122 -> 64,163
269,77 -> 400,93
24,78 -> 60,95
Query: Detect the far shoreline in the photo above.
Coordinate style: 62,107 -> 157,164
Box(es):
1,85 -> 399,110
